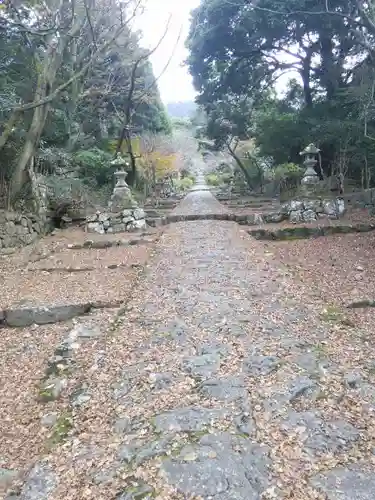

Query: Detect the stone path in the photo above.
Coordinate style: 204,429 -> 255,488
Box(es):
7,184 -> 375,499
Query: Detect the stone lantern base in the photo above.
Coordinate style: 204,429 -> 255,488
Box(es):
108,187 -> 138,212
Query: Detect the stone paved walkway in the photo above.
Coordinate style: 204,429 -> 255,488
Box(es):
11,185 -> 375,499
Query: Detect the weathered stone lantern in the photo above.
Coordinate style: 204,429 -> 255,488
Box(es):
108,153 -> 138,211
300,143 -> 320,188
111,153 -> 129,187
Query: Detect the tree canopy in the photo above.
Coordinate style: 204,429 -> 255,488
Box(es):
0,0 -> 172,206
186,0 -> 375,188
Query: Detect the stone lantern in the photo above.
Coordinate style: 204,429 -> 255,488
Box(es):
108,153 -> 138,211
300,143 -> 320,187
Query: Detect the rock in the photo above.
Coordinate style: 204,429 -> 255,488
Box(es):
302,209 -> 317,222
0,467 -> 18,488
132,437 -> 171,465
289,200 -> 304,211
41,412 -> 58,427
182,353 -> 221,378
112,223 -> 126,233
86,214 -> 98,223
310,463 -> 375,499
281,410 -> 359,456
103,220 -> 111,230
162,432 -> 271,499
122,209 -> 133,217
288,376 -> 318,402
289,210 -> 303,223
148,372 -> 173,390
114,417 -> 131,433
118,445 -> 135,463
344,371 -> 362,388
122,216 -> 135,224
197,343 -> 229,357
93,467 -> 117,485
293,352 -> 330,373
18,462 -> 56,500
117,479 -> 155,500
133,208 -> 146,220
234,413 -> 256,436
323,199 -> 345,218
200,377 -> 247,402
243,355 -> 280,376
87,222 -> 103,233
127,219 -> 146,231
244,213 -> 264,225
303,199 -> 322,211
39,377 -> 67,402
98,213 -> 110,222
264,212 -> 284,223
0,246 -> 16,255
337,197 -> 345,216
4,303 -> 91,327
71,387 -> 91,407
153,407 -> 228,433
68,323 -> 101,340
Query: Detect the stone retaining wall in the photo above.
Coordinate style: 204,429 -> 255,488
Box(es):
0,210 -> 51,249
86,208 -> 147,234
276,198 -> 345,223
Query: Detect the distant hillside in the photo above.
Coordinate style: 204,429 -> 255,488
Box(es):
166,101 -> 196,118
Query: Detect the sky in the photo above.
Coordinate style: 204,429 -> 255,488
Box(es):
136,0 -> 200,104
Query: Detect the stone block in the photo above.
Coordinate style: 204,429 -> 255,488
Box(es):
112,223 -> 126,233
302,209 -> 317,222
289,210 -> 303,223
4,303 -> 92,327
133,208 -> 146,220
87,222 -> 103,234
127,219 -> 146,231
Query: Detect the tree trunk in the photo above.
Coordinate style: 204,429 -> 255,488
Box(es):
301,46 -> 314,108
227,143 -> 254,191
10,82 -> 50,198
0,110 -> 20,152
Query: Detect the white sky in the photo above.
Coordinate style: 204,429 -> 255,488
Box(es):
136,0 -> 200,104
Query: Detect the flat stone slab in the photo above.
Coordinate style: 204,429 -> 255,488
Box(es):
200,377 -> 247,402
264,375 -> 320,413
280,410 -> 360,456
182,353 -> 221,378
162,432 -> 271,499
2,300 -> 123,327
153,407 -> 229,433
2,303 -> 92,327
310,463 -> 375,499
16,462 -> 56,500
243,355 -> 280,376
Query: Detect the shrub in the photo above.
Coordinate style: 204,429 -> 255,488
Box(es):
74,148 -> 113,187
205,173 -> 220,186
176,177 -> 194,191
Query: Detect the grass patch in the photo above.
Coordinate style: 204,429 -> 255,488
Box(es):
47,412 -> 73,447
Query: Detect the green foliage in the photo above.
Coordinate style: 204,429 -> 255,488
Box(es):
0,2 -> 173,207
186,0 -> 375,188
274,162 -> 303,182
175,177 -> 194,191
73,148 -> 113,187
205,173 -> 220,186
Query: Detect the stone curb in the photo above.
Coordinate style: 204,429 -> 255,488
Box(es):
1,299 -> 124,328
248,223 -> 375,241
66,236 -> 154,250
